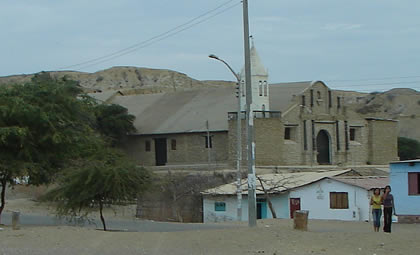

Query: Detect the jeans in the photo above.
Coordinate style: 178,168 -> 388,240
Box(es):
372,209 -> 382,228
383,207 -> 393,233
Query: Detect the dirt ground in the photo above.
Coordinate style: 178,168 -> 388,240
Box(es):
1,186 -> 419,255
1,218 -> 419,255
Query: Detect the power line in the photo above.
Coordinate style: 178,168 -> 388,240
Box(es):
58,0 -> 240,70
326,75 -> 420,83
75,2 -> 241,70
330,80 -> 420,88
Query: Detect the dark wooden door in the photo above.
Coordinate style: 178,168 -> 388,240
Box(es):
316,130 -> 331,164
154,138 -> 167,166
290,198 -> 301,218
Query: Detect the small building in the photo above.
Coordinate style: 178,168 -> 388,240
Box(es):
390,159 -> 420,223
202,170 -> 388,223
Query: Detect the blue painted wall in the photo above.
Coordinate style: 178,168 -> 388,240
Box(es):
390,161 -> 420,215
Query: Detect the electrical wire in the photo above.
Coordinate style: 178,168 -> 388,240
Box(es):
58,0 -> 240,70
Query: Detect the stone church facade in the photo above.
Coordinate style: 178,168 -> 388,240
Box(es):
105,45 -> 398,167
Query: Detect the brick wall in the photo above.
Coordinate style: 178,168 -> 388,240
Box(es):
367,119 -> 399,164
123,132 -> 229,166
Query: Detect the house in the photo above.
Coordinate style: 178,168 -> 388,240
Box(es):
96,43 -> 398,168
390,159 -> 420,223
201,170 -> 388,223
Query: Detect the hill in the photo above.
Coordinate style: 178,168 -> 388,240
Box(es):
347,88 -> 420,141
1,67 -> 419,141
0,66 -> 234,93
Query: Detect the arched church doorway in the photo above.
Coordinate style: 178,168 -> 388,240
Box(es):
316,130 -> 331,164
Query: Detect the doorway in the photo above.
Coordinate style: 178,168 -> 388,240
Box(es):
289,198 -> 301,218
154,138 -> 167,166
256,198 -> 267,219
316,130 -> 331,164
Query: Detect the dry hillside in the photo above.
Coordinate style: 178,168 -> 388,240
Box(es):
346,88 -> 420,141
1,67 -> 419,141
0,66 -> 234,93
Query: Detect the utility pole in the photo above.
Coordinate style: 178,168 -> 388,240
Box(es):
208,54 -> 242,221
242,0 -> 257,227
206,120 -> 211,171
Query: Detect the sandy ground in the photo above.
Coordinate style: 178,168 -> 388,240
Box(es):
1,186 -> 419,255
1,219 -> 419,255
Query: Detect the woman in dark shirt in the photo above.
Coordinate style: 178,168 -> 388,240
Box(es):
382,185 -> 396,233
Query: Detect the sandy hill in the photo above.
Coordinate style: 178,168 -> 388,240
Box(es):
0,66 -> 234,94
346,88 -> 420,141
1,67 -> 419,141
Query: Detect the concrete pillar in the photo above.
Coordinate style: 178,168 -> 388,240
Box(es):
12,211 -> 20,230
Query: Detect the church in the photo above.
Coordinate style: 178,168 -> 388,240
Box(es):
105,44 -> 398,167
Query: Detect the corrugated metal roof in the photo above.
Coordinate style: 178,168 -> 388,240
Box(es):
331,176 -> 389,190
111,81 -> 313,135
202,169 -> 351,196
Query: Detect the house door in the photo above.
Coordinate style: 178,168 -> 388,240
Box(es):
289,198 -> 301,218
316,130 -> 331,164
257,198 -> 267,219
154,138 -> 167,166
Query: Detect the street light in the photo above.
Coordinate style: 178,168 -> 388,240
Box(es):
209,54 -> 243,222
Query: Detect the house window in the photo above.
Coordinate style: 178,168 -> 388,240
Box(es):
302,95 -> 306,106
263,81 -> 268,96
285,127 -> 291,140
336,121 -> 340,151
408,172 -> 420,195
145,140 -> 151,152
284,126 -> 297,141
241,81 -> 245,97
337,97 -> 341,109
310,89 -> 314,107
317,91 -> 321,99
259,81 -> 263,96
349,128 -> 356,141
330,192 -> 349,209
205,135 -> 213,148
171,139 -> 177,150
215,202 -> 226,211
328,90 -> 332,108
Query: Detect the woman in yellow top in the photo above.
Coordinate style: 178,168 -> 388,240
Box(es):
370,188 -> 383,232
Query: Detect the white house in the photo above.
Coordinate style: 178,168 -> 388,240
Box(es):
202,170 -> 388,223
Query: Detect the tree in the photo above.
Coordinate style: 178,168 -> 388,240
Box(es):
398,137 -> 420,160
94,103 -> 136,146
0,73 -> 98,223
44,148 -> 151,231
256,174 -> 294,219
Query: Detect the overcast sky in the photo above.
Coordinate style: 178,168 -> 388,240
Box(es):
1,0 -> 420,92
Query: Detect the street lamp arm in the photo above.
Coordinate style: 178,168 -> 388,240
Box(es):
208,54 -> 241,83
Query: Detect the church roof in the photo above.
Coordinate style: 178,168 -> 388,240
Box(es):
111,81 -> 314,135
269,81 -> 312,112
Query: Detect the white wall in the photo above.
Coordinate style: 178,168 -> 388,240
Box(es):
203,179 -> 371,223
203,194 -> 289,223
203,195 -> 249,223
289,179 -> 370,221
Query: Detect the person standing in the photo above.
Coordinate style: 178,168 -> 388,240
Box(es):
382,185 -> 396,233
370,188 -> 382,232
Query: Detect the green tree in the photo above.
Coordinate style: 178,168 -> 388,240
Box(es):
94,103 -> 136,146
398,137 -> 420,160
45,148 -> 151,231
0,73 -> 98,223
